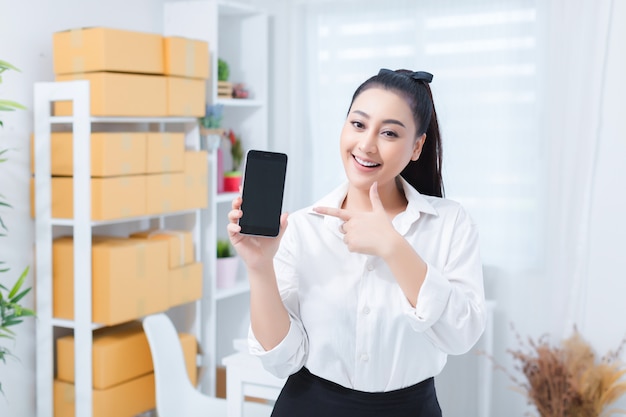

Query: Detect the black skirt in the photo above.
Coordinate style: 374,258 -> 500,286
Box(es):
270,367 -> 442,417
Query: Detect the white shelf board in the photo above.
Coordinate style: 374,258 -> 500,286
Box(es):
50,209 -> 200,227
216,192 -> 239,204
49,116 -> 198,125
216,98 -> 264,107
218,1 -> 261,17
215,281 -> 250,300
51,318 -> 105,330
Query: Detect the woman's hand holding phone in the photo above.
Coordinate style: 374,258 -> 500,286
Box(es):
227,194 -> 288,273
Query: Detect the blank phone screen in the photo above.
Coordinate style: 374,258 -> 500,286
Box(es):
239,151 -> 287,237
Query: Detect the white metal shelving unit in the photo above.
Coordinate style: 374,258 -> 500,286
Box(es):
164,0 -> 270,396
34,80 -> 203,417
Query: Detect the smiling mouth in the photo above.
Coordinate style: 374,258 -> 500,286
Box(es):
353,155 -> 381,168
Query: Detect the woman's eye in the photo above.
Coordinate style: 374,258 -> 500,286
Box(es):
382,130 -> 398,138
351,121 -> 365,129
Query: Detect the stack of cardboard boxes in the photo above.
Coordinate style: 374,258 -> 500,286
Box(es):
31,28 -> 211,220
33,27 -> 212,417
54,322 -> 197,417
52,27 -> 209,117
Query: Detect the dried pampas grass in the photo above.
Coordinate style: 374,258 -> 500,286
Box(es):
492,325 -> 626,417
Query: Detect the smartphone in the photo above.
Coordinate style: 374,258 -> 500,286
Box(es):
239,150 -> 288,237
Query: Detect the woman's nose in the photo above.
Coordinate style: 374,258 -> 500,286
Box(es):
358,131 -> 377,154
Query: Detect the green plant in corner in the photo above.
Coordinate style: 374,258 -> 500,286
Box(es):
0,60 -> 27,128
217,238 -> 234,258
0,59 -> 34,395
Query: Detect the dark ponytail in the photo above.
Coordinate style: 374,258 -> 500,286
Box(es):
349,69 -> 444,198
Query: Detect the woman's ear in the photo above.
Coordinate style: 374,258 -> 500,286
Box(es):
411,133 -> 427,161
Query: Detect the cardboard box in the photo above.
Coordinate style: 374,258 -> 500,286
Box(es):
54,72 -> 167,117
53,237 -> 169,325
145,173 -> 185,215
163,36 -> 210,79
146,132 -> 185,173
57,321 -> 198,389
169,262 -> 203,308
53,27 -> 164,75
183,150 -> 209,209
31,132 -> 147,177
48,176 -> 146,220
166,76 -> 206,117
129,229 -> 194,268
54,373 -> 155,417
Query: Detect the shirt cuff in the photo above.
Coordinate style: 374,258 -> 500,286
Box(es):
403,262 -> 452,332
248,318 -> 305,378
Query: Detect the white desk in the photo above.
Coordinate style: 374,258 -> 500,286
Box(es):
222,352 -> 286,417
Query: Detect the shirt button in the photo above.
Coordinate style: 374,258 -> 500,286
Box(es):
366,264 -> 374,271
363,306 -> 371,315
360,353 -> 369,362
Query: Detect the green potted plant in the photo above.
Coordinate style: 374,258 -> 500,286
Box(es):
0,59 -> 34,395
217,58 -> 232,98
223,129 -> 243,192
216,238 -> 238,289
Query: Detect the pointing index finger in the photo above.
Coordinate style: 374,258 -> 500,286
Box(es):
313,206 -> 351,221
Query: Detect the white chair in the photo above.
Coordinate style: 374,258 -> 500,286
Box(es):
142,313 -> 273,417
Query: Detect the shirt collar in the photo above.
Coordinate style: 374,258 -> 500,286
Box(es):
307,178 -> 438,236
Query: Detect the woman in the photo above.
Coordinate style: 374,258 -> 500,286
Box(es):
227,69 -> 486,417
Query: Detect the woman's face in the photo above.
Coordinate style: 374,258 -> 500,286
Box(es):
340,87 -> 425,193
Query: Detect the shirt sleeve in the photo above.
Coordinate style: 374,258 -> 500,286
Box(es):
247,223 -> 309,378
402,205 -> 486,355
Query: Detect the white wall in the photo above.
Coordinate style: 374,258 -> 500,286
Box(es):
0,1 -> 165,415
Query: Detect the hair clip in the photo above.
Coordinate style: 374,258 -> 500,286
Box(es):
378,68 -> 433,84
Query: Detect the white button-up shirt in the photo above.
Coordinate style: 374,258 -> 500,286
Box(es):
249,178 -> 486,392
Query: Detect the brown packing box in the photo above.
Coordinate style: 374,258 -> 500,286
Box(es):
53,27 -> 164,75
129,229 -> 194,268
56,322 -> 198,389
183,150 -> 208,210
146,173 -> 186,215
43,176 -> 146,220
54,374 -> 155,417
166,76 -> 206,117
163,36 -> 210,79
30,132 -> 147,177
146,132 -> 185,173
52,237 -> 168,326
54,72 -> 167,117
169,262 -> 203,308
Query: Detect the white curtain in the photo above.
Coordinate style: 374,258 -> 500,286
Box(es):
290,0 -> 542,273
542,0 -> 615,337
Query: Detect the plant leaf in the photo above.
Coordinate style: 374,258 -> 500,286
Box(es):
10,287 -> 32,304
8,266 -> 29,299
0,60 -> 21,72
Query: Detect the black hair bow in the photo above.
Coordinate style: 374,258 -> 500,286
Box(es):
378,68 -> 433,83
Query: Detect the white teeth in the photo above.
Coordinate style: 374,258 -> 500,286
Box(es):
354,155 -> 380,167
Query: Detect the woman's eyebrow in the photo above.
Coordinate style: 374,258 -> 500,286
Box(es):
350,109 -> 406,128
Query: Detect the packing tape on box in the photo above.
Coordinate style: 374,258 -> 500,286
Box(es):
147,229 -> 189,267
161,156 -> 172,172
120,162 -> 131,175
70,28 -> 83,48
61,383 -> 75,403
136,298 -> 146,317
185,39 -> 195,78
162,133 -> 172,148
72,56 -> 85,73
121,133 -> 133,150
137,244 -> 146,278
